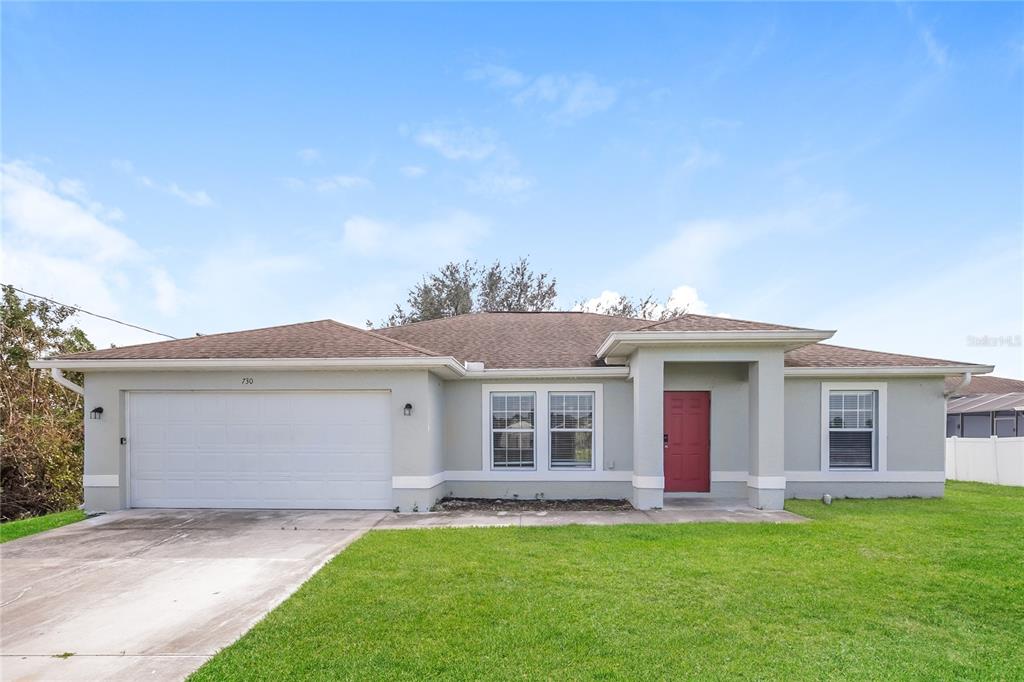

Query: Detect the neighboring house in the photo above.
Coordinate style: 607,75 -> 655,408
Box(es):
945,375 -> 1024,439
30,312 -> 994,512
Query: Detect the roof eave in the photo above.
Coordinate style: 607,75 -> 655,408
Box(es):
784,364 -> 994,377
28,356 -> 468,378
597,329 -> 836,359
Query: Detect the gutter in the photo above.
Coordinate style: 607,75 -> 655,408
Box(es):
596,329 -> 836,359
49,368 -> 84,396
784,365 -> 993,378
29,356 -> 469,378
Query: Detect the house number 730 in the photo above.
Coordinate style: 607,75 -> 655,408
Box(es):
241,377 -> 254,385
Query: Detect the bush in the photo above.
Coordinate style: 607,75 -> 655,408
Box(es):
1,286 -> 93,520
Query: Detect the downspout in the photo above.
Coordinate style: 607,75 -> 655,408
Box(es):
50,367 -> 84,396
944,372 -> 971,398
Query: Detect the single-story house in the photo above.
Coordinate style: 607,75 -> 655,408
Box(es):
31,312 -> 994,512
945,375 -> 1024,438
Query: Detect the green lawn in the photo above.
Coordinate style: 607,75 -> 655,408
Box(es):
0,509 -> 86,544
192,482 -> 1023,680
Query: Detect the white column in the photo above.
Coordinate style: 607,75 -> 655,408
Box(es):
747,352 -> 786,509
631,350 -> 665,509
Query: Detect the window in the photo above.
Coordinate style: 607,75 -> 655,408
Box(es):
962,413 -> 991,438
993,411 -> 1017,438
828,390 -> 876,469
549,392 -> 595,469
482,384 -> 604,472
490,392 -> 535,469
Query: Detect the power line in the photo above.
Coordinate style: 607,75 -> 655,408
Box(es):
3,284 -> 178,340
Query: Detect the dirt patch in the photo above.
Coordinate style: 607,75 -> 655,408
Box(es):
432,497 -> 634,512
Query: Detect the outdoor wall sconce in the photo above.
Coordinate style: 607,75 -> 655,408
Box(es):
403,403 -> 413,416
89,406 -> 104,420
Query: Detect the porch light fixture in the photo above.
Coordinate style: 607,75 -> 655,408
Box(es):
403,403 -> 413,416
89,406 -> 104,420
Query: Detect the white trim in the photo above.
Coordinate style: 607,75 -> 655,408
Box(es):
30,356 -> 468,376
481,383 -> 604,474
465,366 -> 629,379
786,470 -> 944,483
747,475 -> 786,489
632,475 -> 665,489
447,470 -> 631,482
392,473 -> 445,489
711,470 -> 748,482
84,474 -> 119,487
786,365 -> 992,377
597,329 -> 835,359
821,382 -> 888,473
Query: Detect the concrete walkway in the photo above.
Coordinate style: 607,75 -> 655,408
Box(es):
1,503 -> 802,681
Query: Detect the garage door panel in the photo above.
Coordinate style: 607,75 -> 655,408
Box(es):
130,391 -> 392,509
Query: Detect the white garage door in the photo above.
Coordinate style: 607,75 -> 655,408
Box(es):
128,391 -> 392,509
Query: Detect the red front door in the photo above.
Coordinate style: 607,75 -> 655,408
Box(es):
663,391 -> 711,493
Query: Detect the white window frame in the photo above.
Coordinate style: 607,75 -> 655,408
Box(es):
487,391 -> 538,471
820,382 -> 887,473
548,391 -> 597,470
482,383 -> 603,473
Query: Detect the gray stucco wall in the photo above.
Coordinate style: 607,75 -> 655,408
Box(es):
81,369 -> 439,511
442,377 -> 633,472
664,362 -> 749,472
784,376 -> 947,472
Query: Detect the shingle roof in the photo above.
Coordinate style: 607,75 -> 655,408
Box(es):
637,314 -> 806,332
783,343 -> 974,369
49,312 -> 986,372
944,374 -> 1024,396
54,320 -> 438,360
374,312 -> 645,368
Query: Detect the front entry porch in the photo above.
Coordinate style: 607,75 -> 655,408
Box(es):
628,348 -> 790,511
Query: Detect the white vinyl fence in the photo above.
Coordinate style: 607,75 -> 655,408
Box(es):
945,437 -> 1024,487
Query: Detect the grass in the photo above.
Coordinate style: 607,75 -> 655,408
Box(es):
0,509 -> 86,544
192,482 -> 1023,680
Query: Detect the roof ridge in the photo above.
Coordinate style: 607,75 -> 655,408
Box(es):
638,312 -> 808,331
379,310 -> 650,332
326,320 -> 441,357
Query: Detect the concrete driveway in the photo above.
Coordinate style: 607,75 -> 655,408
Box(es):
0,509 -> 386,682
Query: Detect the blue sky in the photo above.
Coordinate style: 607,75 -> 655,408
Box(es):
2,2 -> 1022,376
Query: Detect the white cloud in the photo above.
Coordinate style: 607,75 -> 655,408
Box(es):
815,236 -> 1022,379
341,210 -> 488,263
166,182 -> 214,207
297,148 -> 321,163
466,170 -> 533,198
468,64 -> 618,123
313,175 -> 373,192
150,268 -> 182,315
400,165 -> 427,178
665,285 -> 709,315
626,193 -> 854,290
414,125 -> 498,161
1,160 -> 183,347
282,175 -> 374,192
575,284 -> 717,319
515,73 -> 617,122
466,64 -> 528,89
919,27 -> 949,68
112,159 -> 214,207
677,146 -> 723,174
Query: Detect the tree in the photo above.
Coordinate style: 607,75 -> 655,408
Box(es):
574,293 -> 689,321
370,258 -> 557,327
1,285 -> 94,520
